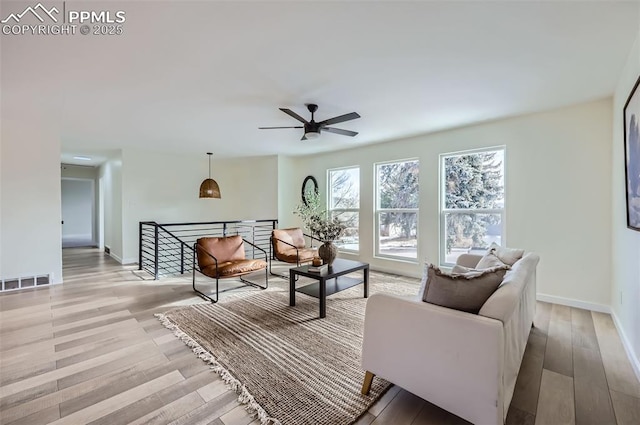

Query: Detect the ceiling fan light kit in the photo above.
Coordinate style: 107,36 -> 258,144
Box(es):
259,104 -> 360,141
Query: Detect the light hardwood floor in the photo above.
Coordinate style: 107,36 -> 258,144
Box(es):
1,248 -> 639,425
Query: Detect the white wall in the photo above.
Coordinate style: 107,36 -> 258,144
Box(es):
284,99 -> 613,308
61,179 -> 94,241
612,29 -> 640,374
99,155 -> 123,262
277,155 -> 299,225
120,149 -> 279,263
0,124 -> 62,283
61,164 -> 99,245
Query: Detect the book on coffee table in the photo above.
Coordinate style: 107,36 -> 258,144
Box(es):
308,264 -> 328,273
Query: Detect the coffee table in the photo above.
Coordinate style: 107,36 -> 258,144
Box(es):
289,258 -> 369,318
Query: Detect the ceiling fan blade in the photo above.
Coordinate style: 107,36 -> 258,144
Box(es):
319,112 -> 360,126
258,126 -> 304,129
279,108 -> 309,124
323,127 -> 359,137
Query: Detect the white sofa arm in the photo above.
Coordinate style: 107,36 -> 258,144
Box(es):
361,292 -> 505,425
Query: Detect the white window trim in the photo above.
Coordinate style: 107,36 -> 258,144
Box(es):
439,147 -> 506,267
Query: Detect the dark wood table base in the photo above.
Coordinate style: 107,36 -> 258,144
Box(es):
289,258 -> 369,318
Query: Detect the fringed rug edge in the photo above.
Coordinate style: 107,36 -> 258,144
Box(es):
154,312 -> 281,425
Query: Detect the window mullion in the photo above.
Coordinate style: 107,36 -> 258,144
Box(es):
442,208 -> 503,214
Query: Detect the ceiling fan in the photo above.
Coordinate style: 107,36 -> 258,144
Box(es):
259,104 -> 360,140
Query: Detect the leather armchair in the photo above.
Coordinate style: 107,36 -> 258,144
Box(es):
193,235 -> 268,303
269,228 -> 320,276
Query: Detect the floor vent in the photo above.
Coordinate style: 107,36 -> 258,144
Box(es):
1,274 -> 51,292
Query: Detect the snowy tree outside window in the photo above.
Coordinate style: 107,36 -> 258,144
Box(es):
441,148 -> 505,266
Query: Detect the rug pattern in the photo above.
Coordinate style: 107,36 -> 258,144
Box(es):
157,273 -> 419,425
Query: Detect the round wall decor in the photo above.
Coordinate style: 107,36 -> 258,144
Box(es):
301,175 -> 318,205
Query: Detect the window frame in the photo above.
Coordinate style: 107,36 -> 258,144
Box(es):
439,146 -> 506,267
374,158 -> 420,262
327,166 -> 360,253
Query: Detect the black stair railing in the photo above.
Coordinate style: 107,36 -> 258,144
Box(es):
139,219 -> 278,279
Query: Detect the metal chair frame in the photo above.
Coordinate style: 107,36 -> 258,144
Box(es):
192,238 -> 268,303
269,231 -> 322,279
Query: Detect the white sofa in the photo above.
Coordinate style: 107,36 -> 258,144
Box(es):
361,252 -> 540,425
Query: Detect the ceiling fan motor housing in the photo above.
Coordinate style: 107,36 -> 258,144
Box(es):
305,122 -> 321,133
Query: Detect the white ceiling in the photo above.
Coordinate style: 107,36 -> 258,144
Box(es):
1,1 -> 639,165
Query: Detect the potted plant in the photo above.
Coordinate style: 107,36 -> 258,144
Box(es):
294,191 -> 345,265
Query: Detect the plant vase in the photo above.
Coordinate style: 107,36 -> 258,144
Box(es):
317,241 -> 338,266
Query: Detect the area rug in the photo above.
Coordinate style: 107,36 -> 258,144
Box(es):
156,273 -> 419,425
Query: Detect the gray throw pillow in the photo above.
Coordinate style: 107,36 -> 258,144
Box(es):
421,264 -> 507,314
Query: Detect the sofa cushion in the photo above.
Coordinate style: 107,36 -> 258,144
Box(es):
451,264 -> 473,274
477,243 -> 524,269
420,264 -> 508,314
478,253 -> 539,322
476,250 -> 507,269
452,263 -> 511,276
455,253 -> 483,269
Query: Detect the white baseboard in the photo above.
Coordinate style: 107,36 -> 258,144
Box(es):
536,293 -> 611,313
62,233 -> 92,240
369,264 -> 421,280
611,312 -> 640,383
109,252 -> 137,265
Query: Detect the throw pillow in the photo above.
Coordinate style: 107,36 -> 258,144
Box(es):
420,264 -> 507,314
451,263 -> 510,276
475,243 -> 525,269
488,242 -> 524,266
475,250 -> 507,269
451,264 -> 473,274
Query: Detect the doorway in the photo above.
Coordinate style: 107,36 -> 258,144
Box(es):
61,178 -> 96,248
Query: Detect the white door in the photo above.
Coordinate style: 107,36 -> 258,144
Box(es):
61,179 -> 95,248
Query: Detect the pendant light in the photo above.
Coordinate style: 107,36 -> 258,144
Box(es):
199,152 -> 221,199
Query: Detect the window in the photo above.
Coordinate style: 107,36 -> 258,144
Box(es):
375,159 -> 419,260
440,148 -> 505,266
328,167 -> 359,251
